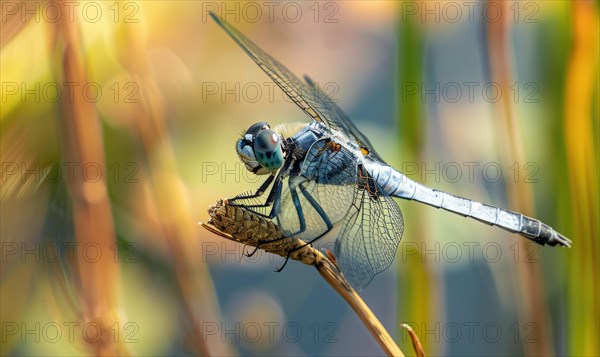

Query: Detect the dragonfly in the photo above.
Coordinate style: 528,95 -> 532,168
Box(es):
210,13 -> 571,290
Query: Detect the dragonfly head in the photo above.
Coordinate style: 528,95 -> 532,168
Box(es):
236,122 -> 284,175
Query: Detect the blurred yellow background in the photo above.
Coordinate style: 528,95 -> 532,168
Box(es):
1,1 -> 597,356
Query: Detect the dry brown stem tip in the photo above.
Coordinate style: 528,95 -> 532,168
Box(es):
201,199 -> 426,357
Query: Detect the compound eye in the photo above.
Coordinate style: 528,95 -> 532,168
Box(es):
254,129 -> 279,152
253,129 -> 284,171
245,122 -> 269,137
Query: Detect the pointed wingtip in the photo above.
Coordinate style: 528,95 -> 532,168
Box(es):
303,74 -> 314,86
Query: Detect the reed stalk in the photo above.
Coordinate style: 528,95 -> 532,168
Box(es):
564,1 -> 599,354
112,8 -> 234,354
54,1 -> 125,354
202,199 -> 426,357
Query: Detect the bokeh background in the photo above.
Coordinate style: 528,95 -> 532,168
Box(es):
1,1 -> 598,356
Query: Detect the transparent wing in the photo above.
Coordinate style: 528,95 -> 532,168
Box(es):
302,75 -> 382,159
334,172 -> 405,291
277,139 -> 357,241
277,180 -> 354,241
210,13 -> 382,159
301,139 -> 357,186
276,139 -> 404,290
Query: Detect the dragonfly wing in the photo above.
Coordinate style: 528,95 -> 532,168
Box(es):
277,179 -> 355,242
275,138 -> 403,290
334,186 -> 404,291
210,13 -> 382,159
303,75 -> 382,159
277,139 -> 357,241
300,138 -> 357,186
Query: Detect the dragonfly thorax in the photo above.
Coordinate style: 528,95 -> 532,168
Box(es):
236,122 -> 284,175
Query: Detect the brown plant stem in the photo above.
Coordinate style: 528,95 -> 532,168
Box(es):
55,0 -> 125,354
202,199 -> 423,357
402,324 -> 425,357
113,17 -> 234,356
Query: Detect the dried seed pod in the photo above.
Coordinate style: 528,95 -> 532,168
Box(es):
207,200 -> 319,265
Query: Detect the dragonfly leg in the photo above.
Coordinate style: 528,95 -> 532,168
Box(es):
274,225 -> 333,271
229,174 -> 283,219
244,244 -> 260,258
248,180 -> 305,255
244,182 -> 283,257
274,182 -> 334,272
274,256 -> 291,272
228,173 -> 275,204
229,157 -> 294,218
